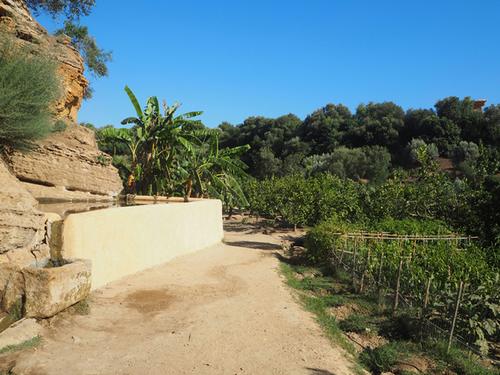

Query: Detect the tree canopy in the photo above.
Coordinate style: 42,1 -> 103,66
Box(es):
25,0 -> 95,19
217,96 -> 499,181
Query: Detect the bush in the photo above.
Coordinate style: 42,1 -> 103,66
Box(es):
0,34 -> 60,149
339,314 -> 371,333
303,146 -> 391,183
360,344 -> 401,374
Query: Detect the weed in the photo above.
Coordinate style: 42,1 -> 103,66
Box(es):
7,299 -> 23,322
70,299 -> 91,315
321,295 -> 345,307
359,343 -> 404,374
339,314 -> 372,333
0,336 -> 41,355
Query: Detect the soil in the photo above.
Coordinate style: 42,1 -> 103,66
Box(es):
3,223 -> 356,375
327,304 -> 363,321
344,331 -> 388,353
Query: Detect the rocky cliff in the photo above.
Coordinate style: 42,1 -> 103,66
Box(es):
0,0 -> 122,314
0,0 -> 123,200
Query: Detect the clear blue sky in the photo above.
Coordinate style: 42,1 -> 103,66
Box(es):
38,0 -> 500,128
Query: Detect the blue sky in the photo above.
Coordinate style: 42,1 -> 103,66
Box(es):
38,0 -> 500,128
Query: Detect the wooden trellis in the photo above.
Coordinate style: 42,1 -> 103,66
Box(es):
328,230 -> 483,355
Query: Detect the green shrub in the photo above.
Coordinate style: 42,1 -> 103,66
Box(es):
360,343 -> 401,374
428,340 -> 497,375
304,217 -> 359,264
370,218 -> 452,235
339,314 -> 371,333
321,295 -> 345,307
0,34 -> 60,150
53,120 -> 68,132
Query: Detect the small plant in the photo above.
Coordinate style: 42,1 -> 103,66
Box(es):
0,336 -> 41,355
70,299 -> 91,315
297,276 -> 335,292
321,295 -> 345,307
7,298 -> 24,322
360,343 -> 401,374
53,120 -> 68,132
339,314 -> 371,333
96,154 -> 111,166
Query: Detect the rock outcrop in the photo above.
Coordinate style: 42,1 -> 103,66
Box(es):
0,160 -> 50,313
0,0 -> 123,200
0,160 -> 46,256
6,126 -> 123,199
0,0 -> 116,315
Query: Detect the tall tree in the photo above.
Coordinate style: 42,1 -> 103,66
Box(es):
298,104 -> 352,154
347,102 -> 405,151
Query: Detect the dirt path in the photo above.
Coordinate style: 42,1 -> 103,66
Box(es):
7,223 -> 355,375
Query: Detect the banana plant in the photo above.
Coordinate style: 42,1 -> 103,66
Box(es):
120,86 -> 203,195
177,131 -> 250,205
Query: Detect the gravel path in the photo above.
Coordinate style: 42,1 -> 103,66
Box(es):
8,223 -> 355,375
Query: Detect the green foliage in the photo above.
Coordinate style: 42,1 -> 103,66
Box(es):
348,102 -> 406,151
0,336 -> 42,355
304,146 -> 391,182
53,120 -> 68,132
56,21 -> 111,98
98,87 -> 251,207
339,314 -> 371,333
359,343 -> 402,374
26,0 -> 94,19
408,138 -> 438,164
304,218 -> 499,355
428,340 -> 497,375
297,103 -> 353,154
0,35 -> 60,150
218,96 -> 499,185
245,174 -> 364,229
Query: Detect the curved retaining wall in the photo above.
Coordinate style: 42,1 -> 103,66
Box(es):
61,199 -> 223,289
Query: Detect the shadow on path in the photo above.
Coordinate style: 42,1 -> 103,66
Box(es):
224,240 -> 282,251
306,368 -> 336,375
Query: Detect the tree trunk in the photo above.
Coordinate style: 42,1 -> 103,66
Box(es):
184,178 -> 192,202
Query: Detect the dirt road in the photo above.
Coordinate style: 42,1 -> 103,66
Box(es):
7,223 -> 355,375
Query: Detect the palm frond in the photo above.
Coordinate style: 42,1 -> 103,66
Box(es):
124,86 -> 143,118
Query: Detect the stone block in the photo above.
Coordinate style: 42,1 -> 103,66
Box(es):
22,259 -> 91,318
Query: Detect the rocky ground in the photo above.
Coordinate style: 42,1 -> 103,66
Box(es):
1,222 -> 356,375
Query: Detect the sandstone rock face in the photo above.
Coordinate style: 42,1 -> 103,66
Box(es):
0,160 -> 50,312
0,160 -> 46,255
22,259 -> 92,318
6,126 -> 123,198
0,0 -> 123,200
0,0 -> 87,122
